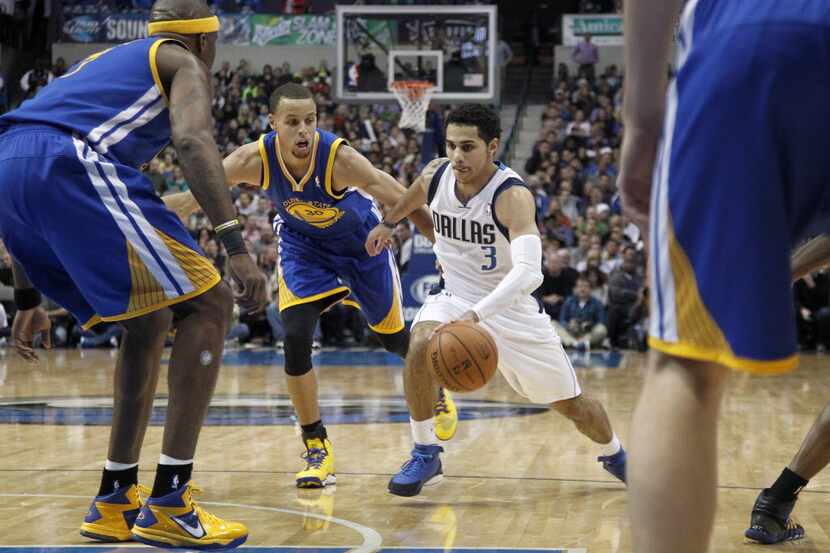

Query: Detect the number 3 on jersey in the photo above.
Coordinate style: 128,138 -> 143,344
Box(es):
481,245 -> 497,271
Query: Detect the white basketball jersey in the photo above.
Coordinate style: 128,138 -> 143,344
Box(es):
428,161 -> 530,305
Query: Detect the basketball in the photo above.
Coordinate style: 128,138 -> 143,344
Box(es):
427,321 -> 498,392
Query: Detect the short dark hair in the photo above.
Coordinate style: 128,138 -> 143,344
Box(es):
445,103 -> 501,143
269,82 -> 313,113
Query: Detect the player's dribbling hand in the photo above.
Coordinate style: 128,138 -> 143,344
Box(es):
12,306 -> 52,362
430,310 -> 480,339
365,224 -> 394,256
228,254 -> 268,313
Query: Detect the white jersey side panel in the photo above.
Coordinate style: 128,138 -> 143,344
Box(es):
429,162 -> 532,308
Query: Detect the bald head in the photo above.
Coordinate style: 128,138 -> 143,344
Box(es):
150,0 -> 212,22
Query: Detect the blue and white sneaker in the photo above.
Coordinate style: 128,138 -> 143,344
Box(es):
388,444 -> 444,497
598,447 -> 627,483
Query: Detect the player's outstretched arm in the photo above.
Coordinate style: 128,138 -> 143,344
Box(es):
468,186 -> 543,322
333,145 -> 435,241
162,141 -> 263,220
618,0 -> 682,237
157,44 -> 237,228
364,156 -> 448,256
157,43 -> 267,312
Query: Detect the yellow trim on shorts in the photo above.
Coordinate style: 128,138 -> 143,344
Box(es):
149,38 -> 186,104
342,299 -> 361,310
278,273 -> 350,312
258,134 -> 271,190
275,131 -> 319,192
325,138 -> 348,200
368,282 -> 404,335
653,216 -> 798,375
648,337 -> 799,375
82,315 -> 103,330
83,275 -> 221,330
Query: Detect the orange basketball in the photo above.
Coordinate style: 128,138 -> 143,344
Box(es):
426,321 -> 498,392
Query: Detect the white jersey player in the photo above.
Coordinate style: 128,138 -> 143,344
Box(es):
366,104 -> 627,497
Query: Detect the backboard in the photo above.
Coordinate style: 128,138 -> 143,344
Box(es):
336,5 -> 497,103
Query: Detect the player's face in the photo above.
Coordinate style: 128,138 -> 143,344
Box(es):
446,124 -> 498,186
270,98 -> 318,158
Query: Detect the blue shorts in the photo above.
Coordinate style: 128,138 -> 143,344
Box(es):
648,2 -> 830,374
0,125 -> 220,328
275,214 -> 404,335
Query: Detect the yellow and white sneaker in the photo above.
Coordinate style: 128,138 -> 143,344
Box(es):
434,388 -> 458,441
80,483 -> 145,542
296,437 -> 336,488
131,482 -> 248,550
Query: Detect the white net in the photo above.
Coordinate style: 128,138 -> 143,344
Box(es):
390,81 -> 435,132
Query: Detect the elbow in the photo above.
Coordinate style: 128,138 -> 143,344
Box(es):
172,132 -> 214,156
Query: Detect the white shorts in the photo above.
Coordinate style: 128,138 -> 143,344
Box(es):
413,290 -> 581,404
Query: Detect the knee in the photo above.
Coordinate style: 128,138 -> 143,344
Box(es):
407,324 -> 434,363
176,281 -> 233,326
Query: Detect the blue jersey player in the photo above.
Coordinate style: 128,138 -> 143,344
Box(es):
0,0 -> 265,549
620,2 -> 830,552
167,82 -> 458,488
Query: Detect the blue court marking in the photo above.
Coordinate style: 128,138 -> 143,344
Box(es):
0,395 -> 549,426
216,348 -> 622,369
0,545 -> 585,553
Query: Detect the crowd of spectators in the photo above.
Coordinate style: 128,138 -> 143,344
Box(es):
3,45 -> 829,353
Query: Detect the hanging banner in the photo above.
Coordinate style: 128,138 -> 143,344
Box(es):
562,14 -> 624,46
249,15 -> 336,46
61,14 -> 251,44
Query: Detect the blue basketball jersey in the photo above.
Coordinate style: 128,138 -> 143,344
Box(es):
257,129 -> 378,240
0,37 -> 181,168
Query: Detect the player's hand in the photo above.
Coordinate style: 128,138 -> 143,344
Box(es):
365,224 -> 394,256
430,310 -> 480,339
228,253 -> 268,313
618,125 -> 661,246
12,306 -> 52,362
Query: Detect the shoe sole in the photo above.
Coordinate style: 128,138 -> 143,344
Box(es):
297,473 -> 336,489
132,529 -> 248,550
80,528 -> 133,543
388,472 -> 444,497
745,525 -> 805,545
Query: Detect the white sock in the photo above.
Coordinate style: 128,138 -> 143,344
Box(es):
159,454 -> 193,465
600,433 -> 622,457
105,460 -> 138,471
410,417 -> 438,446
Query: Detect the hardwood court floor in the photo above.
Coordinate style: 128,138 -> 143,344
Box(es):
0,346 -> 829,552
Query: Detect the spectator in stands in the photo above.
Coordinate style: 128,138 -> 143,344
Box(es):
20,58 -> 53,99
572,34 -> 599,81
555,275 -> 607,350
607,245 -> 645,348
795,271 -> 830,351
540,247 -> 579,320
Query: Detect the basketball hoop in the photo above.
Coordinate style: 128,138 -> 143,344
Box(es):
390,81 -> 435,133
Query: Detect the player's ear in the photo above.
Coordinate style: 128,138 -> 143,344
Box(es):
267,113 -> 276,130
488,137 -> 500,159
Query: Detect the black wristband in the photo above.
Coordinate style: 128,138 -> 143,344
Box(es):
218,229 -> 248,257
382,219 -> 397,230
14,288 -> 42,311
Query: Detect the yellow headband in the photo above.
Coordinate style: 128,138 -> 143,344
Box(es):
148,16 -> 220,36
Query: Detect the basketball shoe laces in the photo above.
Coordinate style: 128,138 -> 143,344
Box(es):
301,445 -> 327,470
399,450 -> 433,477
435,390 -> 450,415
181,484 -> 223,529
